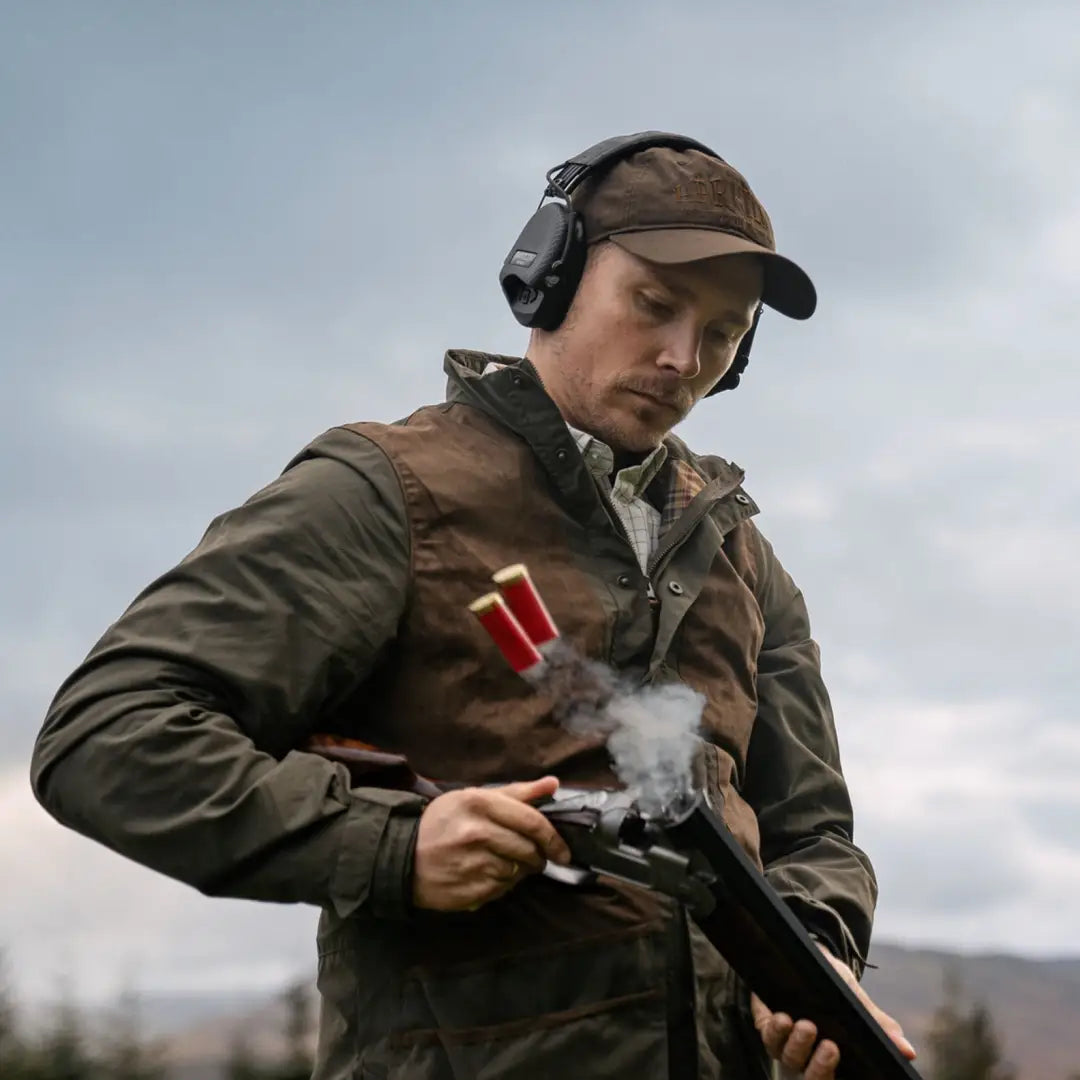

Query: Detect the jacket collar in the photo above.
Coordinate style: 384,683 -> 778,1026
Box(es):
439,348 -> 750,510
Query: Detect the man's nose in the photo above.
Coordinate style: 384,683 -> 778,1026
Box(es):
658,320 -> 702,379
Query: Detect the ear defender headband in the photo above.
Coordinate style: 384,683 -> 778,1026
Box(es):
498,130 -> 764,394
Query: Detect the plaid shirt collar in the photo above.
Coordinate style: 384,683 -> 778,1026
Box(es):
661,456 -> 709,531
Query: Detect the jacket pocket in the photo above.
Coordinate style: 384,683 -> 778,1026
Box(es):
358,924 -> 670,1079
359,988 -> 667,1079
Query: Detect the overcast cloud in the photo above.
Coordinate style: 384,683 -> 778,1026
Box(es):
3,0 -> 1079,1004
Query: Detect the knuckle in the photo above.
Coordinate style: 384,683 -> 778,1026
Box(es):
813,1041 -> 840,1077
459,787 -> 487,811
532,819 -> 560,849
456,822 -> 486,846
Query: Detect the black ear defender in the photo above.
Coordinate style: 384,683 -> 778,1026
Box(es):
498,200 -> 588,332
499,131 -> 763,392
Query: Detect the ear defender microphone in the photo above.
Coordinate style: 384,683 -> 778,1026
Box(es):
711,301 -> 762,395
498,131 -> 763,393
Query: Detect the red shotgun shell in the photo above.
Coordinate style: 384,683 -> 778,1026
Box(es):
492,563 -> 560,648
468,591 -> 545,675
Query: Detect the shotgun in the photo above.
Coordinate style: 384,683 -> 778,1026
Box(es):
307,563 -> 918,1078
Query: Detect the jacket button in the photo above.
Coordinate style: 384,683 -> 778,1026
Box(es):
512,374 -> 523,387
555,448 -> 568,463
734,493 -> 751,505
617,573 -> 632,587
668,581 -> 684,596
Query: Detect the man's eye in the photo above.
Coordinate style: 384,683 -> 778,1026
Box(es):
638,294 -> 674,319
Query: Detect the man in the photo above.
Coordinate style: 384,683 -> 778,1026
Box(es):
31,136 -> 914,1079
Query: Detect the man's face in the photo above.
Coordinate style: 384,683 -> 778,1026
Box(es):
531,243 -> 764,452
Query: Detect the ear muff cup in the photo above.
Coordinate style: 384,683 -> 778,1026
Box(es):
500,204 -> 586,332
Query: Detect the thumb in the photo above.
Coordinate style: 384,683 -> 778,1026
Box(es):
496,775 -> 560,803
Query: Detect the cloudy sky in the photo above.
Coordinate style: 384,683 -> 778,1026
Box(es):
3,1 -> 1079,1005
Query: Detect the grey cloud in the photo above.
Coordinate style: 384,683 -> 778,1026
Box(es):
1,769 -> 317,1002
4,0 -> 1080,996
1015,797 -> 1080,854
866,819 -> 1030,916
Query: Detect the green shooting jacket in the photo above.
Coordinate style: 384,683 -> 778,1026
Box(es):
31,350 -> 877,1079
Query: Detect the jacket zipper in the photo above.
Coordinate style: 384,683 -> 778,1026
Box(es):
646,496 -> 720,579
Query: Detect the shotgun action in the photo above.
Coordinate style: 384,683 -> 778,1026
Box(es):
307,737 -> 918,1080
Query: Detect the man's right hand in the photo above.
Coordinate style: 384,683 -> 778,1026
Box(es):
412,776 -> 573,911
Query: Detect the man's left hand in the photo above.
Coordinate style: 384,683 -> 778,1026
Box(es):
749,944 -> 916,1079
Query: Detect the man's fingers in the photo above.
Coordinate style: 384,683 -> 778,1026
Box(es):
760,1012 -> 794,1059
480,823 -> 549,874
493,776 -> 560,803
871,1008 -> 916,1058
413,781 -> 572,912
778,1019 -> 818,1073
474,784 -> 572,864
751,1000 -> 838,1080
802,1038 -> 840,1080
888,1028 -> 917,1059
851,984 -> 917,1060
819,945 -> 918,1062
755,948 -> 915,1074
749,993 -> 771,1032
491,856 -> 523,882
749,995 -> 796,1064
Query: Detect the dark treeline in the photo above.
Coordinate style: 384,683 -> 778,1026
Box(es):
3,948 -> 1075,1078
925,968 -> 1018,1080
0,951 -> 313,1080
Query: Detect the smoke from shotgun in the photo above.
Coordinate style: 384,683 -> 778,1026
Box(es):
479,566 -> 707,819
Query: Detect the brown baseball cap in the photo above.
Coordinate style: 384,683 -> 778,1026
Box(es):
573,146 -> 816,320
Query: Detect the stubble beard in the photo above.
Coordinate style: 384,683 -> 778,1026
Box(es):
540,320 -> 686,452
561,370 -> 674,453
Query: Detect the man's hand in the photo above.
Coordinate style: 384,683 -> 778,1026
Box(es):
750,944 -> 916,1079
412,776 -> 573,911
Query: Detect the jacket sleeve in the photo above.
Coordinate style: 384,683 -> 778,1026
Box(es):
29,426 -> 425,921
741,525 -> 878,978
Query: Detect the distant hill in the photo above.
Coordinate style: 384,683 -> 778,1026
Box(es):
152,940 -> 1080,1079
861,942 -> 1080,1080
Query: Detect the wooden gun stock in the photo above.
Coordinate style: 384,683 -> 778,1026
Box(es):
305,735 -> 446,800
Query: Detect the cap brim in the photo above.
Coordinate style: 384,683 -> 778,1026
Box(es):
609,228 -> 817,320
